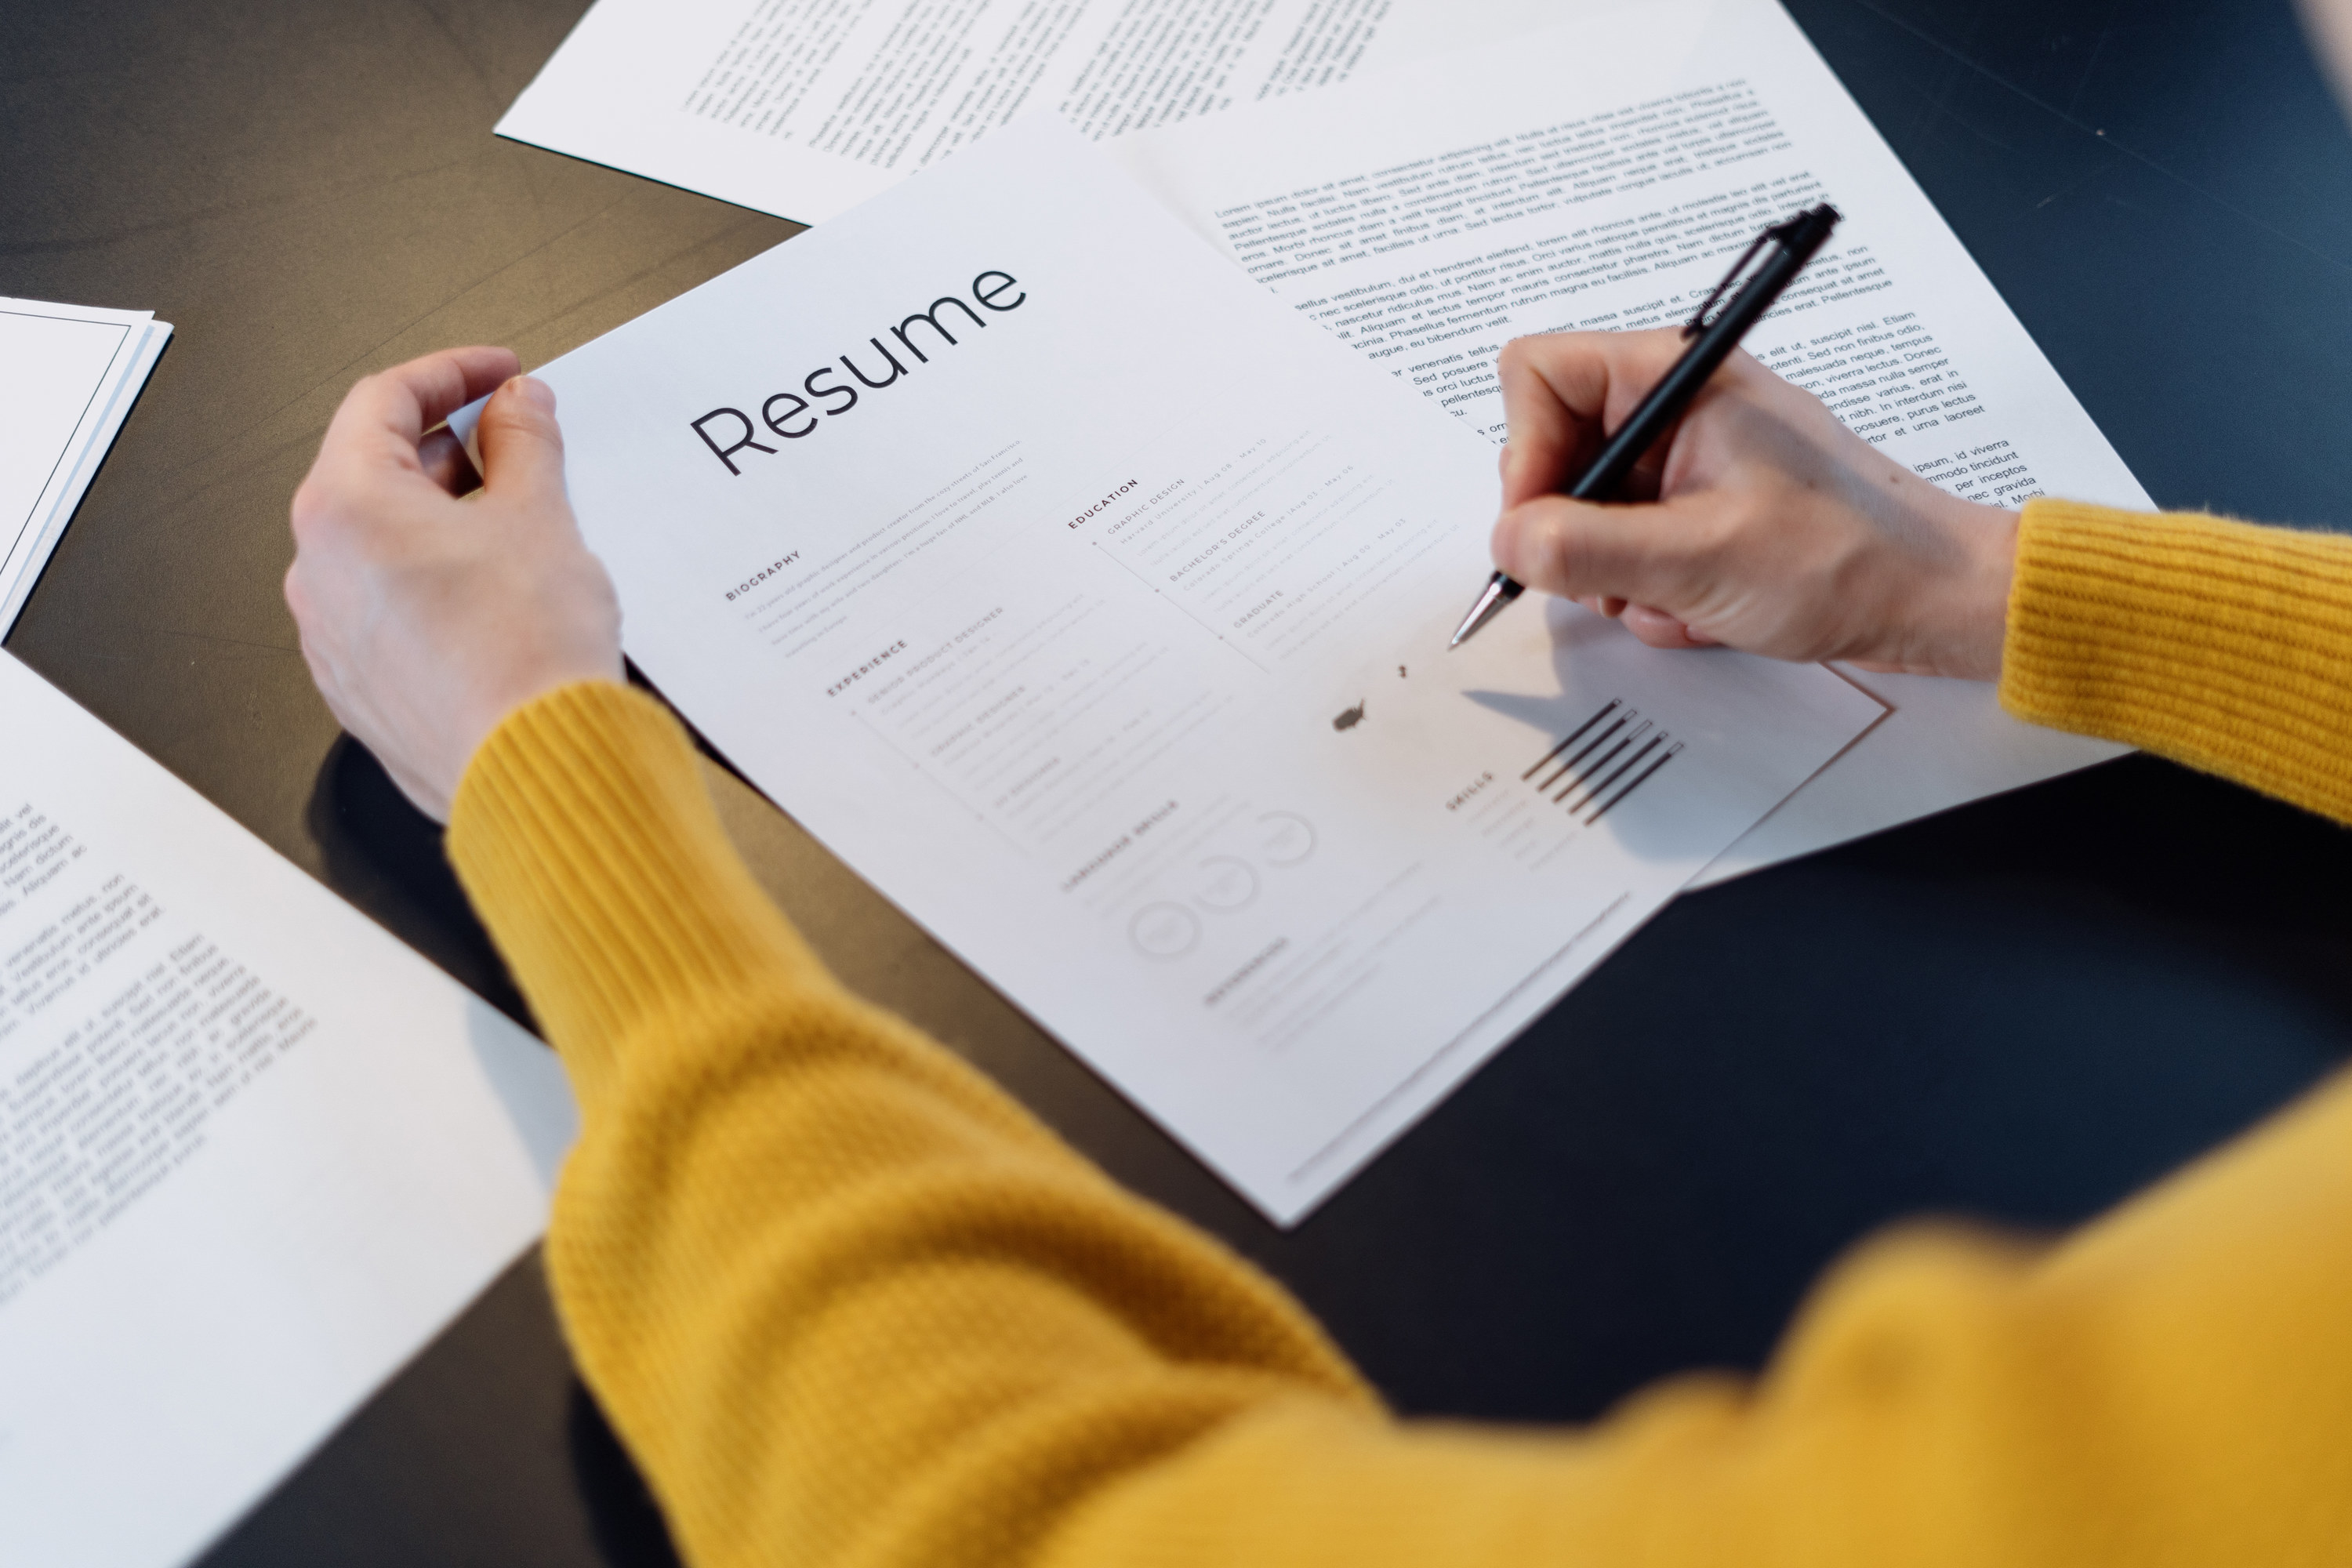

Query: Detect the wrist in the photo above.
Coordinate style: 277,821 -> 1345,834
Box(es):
448,666 -> 627,818
1911,493 -> 2018,681
1965,499 -> 2020,680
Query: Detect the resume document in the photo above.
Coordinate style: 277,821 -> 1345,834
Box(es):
495,0 -> 2155,880
456,118 -> 1881,1221
1109,1 -> 2153,879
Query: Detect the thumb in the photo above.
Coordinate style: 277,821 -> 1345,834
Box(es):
1492,494 -> 1709,614
476,376 -> 567,505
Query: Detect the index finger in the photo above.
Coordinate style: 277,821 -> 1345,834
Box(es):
318,347 -> 521,477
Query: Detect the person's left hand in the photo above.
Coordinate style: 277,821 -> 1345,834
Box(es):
285,347 -> 624,822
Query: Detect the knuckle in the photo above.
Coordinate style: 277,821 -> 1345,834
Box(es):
288,478 -> 332,541
339,369 -> 385,417
488,401 -> 558,449
1685,510 -> 1746,576
1529,509 -> 1585,590
1698,498 -> 1746,550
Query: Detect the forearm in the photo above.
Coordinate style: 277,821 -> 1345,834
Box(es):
447,681 -> 2352,1568
312,339 -> 2352,1568
1045,1066 -> 2352,1568
2002,499 -> 2352,824
445,682 -> 1372,1568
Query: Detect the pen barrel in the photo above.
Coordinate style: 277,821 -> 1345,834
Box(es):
1566,208 -> 1838,504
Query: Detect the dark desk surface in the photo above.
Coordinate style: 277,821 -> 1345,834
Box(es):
9,1 -> 2352,1562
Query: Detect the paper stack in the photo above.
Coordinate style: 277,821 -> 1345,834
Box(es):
0,297 -> 172,634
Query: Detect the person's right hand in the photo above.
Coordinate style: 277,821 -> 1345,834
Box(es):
1488,329 -> 2021,681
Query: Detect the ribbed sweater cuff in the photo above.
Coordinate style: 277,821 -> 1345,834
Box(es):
447,681 -> 827,1105
2002,499 -> 2352,823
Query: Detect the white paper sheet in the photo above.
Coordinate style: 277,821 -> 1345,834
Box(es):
0,298 -> 172,634
455,117 -> 1881,1221
492,0 -> 1570,224
0,653 -> 576,1568
1106,0 -> 2146,882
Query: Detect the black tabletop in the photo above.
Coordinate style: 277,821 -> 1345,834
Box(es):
9,2 -> 2352,1563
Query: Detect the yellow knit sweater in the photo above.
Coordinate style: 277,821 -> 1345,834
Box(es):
447,499 -> 2352,1568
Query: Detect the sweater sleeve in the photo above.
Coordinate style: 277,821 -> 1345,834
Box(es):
449,639 -> 2352,1567
2002,498 -> 2352,823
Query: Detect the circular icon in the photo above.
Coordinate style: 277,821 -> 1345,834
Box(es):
1254,811 -> 1316,866
1129,902 -> 1201,959
1194,856 -> 1258,912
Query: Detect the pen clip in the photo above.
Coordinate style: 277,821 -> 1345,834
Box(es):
1682,214 -> 1806,340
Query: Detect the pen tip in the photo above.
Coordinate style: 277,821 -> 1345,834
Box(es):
1450,576 -> 1512,648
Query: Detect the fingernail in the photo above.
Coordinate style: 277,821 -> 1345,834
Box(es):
511,376 -> 556,413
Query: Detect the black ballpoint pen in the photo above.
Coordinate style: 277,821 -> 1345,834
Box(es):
1448,202 -> 1843,649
